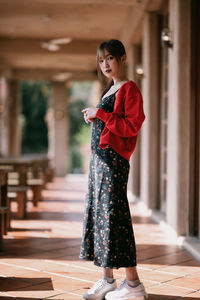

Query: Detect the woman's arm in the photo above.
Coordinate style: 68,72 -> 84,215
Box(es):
95,84 -> 145,137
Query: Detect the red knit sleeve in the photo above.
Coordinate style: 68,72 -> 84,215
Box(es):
95,83 -> 145,137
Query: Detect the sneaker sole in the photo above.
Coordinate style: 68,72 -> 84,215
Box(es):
83,295 -> 105,300
83,291 -> 116,300
105,295 -> 148,300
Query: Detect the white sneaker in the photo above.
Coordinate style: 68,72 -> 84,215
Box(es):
83,278 -> 117,300
105,280 -> 148,300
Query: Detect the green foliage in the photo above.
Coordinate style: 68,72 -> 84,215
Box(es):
21,80 -> 92,173
75,124 -> 91,145
68,81 -> 92,173
68,81 -> 92,99
21,81 -> 51,153
69,145 -> 83,174
69,99 -> 86,145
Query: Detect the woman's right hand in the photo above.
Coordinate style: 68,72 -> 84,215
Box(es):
82,107 -> 98,124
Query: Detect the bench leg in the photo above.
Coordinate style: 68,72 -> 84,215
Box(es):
7,198 -> 11,231
0,214 -> 3,251
3,214 -> 7,235
16,192 -> 27,219
0,235 -> 3,251
32,186 -> 42,207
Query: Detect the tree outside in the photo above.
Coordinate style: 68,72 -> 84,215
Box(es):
21,81 -> 51,154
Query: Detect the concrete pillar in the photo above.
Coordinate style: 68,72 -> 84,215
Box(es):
127,45 -> 142,201
140,12 -> 160,208
0,76 -> 9,157
167,0 -> 191,235
8,80 -> 21,156
46,96 -> 55,164
51,82 -> 69,177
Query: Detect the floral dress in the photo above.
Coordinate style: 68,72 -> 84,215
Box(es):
79,91 -> 137,269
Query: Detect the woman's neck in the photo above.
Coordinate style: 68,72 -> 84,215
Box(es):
113,76 -> 128,85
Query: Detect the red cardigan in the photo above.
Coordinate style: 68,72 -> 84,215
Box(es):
95,80 -> 145,161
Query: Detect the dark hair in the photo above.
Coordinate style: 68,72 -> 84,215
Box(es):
96,39 -> 126,96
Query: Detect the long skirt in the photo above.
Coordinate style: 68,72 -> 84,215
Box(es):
79,145 -> 137,269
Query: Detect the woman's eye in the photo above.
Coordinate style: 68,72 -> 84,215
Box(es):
99,60 -> 104,64
108,56 -> 114,60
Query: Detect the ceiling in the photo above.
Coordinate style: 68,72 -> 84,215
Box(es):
0,0 -> 163,81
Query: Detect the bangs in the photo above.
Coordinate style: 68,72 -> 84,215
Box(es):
97,40 -> 126,62
97,48 -> 110,61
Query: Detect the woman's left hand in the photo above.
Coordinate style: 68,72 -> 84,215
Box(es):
82,107 -> 98,124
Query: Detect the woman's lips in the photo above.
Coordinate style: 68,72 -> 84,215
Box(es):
105,69 -> 111,73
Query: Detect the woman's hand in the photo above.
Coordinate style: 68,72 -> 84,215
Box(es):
82,107 -> 98,124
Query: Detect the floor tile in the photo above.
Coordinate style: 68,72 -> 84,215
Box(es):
147,283 -> 195,298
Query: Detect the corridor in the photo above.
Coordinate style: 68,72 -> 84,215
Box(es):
0,175 -> 200,299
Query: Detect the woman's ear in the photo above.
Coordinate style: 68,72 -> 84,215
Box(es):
121,54 -> 127,64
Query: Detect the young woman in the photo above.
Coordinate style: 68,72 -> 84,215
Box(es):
80,39 -> 147,300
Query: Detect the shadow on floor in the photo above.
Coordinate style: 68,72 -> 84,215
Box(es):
11,211 -> 156,225
148,294 -> 199,300
0,297 -> 43,300
9,227 -> 52,232
38,198 -> 84,203
0,237 -> 82,259
0,236 -> 196,269
0,276 -> 53,291
16,211 -> 84,222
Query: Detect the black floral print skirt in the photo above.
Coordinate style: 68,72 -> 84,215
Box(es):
79,92 -> 137,269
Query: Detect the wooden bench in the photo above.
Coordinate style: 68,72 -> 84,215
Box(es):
23,154 -> 54,206
7,186 -> 30,220
0,155 -> 54,210
7,171 -> 30,220
0,158 -> 41,211
27,177 -> 43,207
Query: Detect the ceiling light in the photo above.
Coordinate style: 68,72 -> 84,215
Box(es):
41,42 -> 60,52
42,14 -> 52,22
50,37 -> 72,45
161,28 -> 173,48
135,64 -> 144,78
52,72 -> 72,82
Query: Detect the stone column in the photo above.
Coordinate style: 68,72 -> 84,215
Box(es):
127,45 -> 142,201
8,80 -> 21,156
140,12 -> 160,208
167,0 -> 191,235
51,82 -> 69,177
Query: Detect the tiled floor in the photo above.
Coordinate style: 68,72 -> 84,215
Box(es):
0,175 -> 200,299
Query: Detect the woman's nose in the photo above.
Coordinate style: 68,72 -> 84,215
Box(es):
105,60 -> 109,68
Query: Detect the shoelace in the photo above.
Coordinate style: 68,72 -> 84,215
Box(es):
90,279 -> 106,292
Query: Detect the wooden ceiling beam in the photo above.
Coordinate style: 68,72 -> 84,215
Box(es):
12,68 -> 97,82
0,38 -> 102,56
120,0 -> 150,48
0,0 -> 138,5
0,58 -> 13,78
120,0 -> 163,48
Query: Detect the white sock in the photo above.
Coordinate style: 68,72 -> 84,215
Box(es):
127,279 -> 141,287
104,276 -> 115,284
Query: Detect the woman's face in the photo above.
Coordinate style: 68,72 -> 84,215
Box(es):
98,49 -> 120,80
